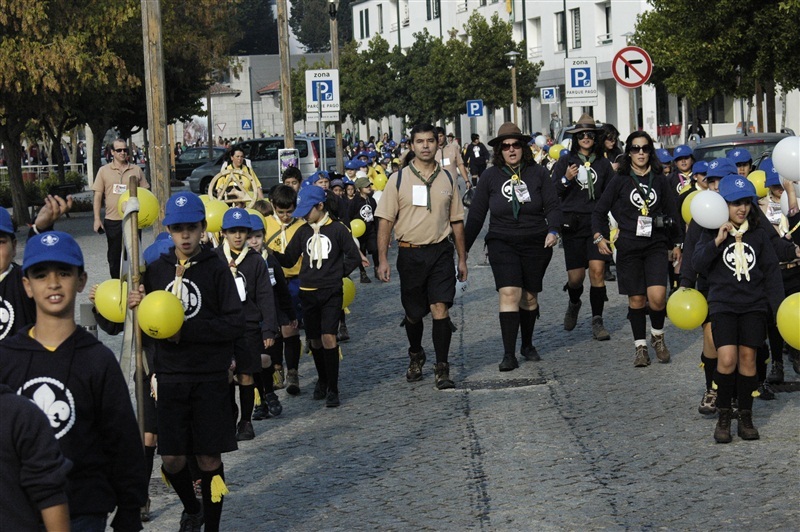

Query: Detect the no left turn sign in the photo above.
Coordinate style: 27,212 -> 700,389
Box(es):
612,46 -> 653,89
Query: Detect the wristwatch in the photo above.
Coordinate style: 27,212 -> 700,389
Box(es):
561,176 -> 569,186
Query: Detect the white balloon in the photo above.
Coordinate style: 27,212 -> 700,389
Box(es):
372,190 -> 382,204
535,135 -> 546,148
690,190 -> 729,229
780,188 -> 790,216
772,136 -> 800,182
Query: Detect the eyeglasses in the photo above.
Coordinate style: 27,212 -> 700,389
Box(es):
629,145 -> 652,154
113,148 -> 129,154
501,142 -> 522,151
576,132 -> 595,140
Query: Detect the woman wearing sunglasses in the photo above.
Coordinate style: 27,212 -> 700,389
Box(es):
592,131 -> 682,367
465,123 -> 562,372
551,114 -> 615,342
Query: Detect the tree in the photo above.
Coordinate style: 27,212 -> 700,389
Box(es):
338,35 -> 399,126
230,0 -> 279,55
289,0 -> 353,53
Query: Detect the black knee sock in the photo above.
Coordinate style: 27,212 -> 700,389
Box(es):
324,347 -> 340,393
239,384 -> 255,422
499,312 -> 520,355
163,465 -> 200,514
519,308 -> 538,348
589,286 -> 606,317
756,343 -> 769,382
252,372 -> 265,400
358,264 -> 366,274
737,374 -> 758,411
284,335 -> 301,370
566,284 -> 584,304
311,347 -> 327,385
269,336 -> 284,367
200,465 -> 226,532
262,365 -> 275,394
701,354 -> 717,390
650,308 -> 666,331
228,383 -> 237,422
713,370 -> 736,409
144,445 -> 156,486
431,318 -> 452,364
628,307 -> 647,341
405,319 -> 424,353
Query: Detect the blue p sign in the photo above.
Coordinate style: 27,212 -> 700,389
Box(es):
312,81 -> 334,101
467,99 -> 484,117
571,68 -> 591,88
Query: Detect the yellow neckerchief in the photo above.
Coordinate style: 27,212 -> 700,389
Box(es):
173,258 -> 195,299
272,214 -> 292,252
729,220 -> 750,282
0,263 -> 13,284
308,213 -> 331,269
29,327 -> 57,352
222,239 -> 248,276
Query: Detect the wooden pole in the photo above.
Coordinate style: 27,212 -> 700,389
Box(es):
330,15 -> 344,173
128,176 -> 145,439
277,0 -> 294,149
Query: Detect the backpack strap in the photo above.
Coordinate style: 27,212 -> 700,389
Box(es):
396,167 -> 403,190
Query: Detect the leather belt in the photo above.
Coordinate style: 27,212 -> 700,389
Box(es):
397,241 -> 427,248
780,262 -> 798,270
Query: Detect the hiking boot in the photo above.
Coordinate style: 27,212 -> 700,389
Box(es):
651,333 -> 671,363
767,356 -> 784,384
756,381 -> 776,401
698,388 -> 717,415
236,421 -> 255,441
265,392 -> 283,416
434,362 -> 455,390
406,349 -> 426,382
179,508 -> 204,532
714,408 -> 733,443
498,354 -> 519,372
337,324 -> 350,343
252,404 -> 269,420
564,300 -> 582,331
312,380 -> 327,400
325,391 -> 340,408
521,345 -> 541,361
634,345 -> 650,367
285,369 -> 300,395
360,271 -> 372,283
789,347 -> 800,375
604,264 -> 616,282
591,316 -> 610,341
140,498 -> 151,523
737,409 -> 760,440
273,364 -> 285,389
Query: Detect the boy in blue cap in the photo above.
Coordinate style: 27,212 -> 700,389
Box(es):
128,192 -> 244,531
655,148 -> 673,175
727,148 -> 753,176
214,207 -> 277,440
0,231 -> 147,531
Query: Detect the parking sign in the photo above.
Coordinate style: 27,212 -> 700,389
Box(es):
466,99 -> 484,117
305,69 -> 340,113
540,87 -> 558,104
564,57 -> 598,107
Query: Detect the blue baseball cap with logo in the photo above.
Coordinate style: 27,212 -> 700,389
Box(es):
0,209 -> 14,235
673,145 -> 693,159
727,148 -> 752,164
163,192 -> 205,226
249,213 -> 265,232
655,148 -> 673,164
719,174 -> 757,203
345,159 -> 366,170
221,207 -> 252,230
143,238 -> 173,266
22,231 -> 84,272
293,185 -> 326,218
692,160 -> 709,174
705,158 -> 738,182
759,157 -> 782,187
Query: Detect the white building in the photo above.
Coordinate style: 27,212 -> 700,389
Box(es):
350,0 -> 799,145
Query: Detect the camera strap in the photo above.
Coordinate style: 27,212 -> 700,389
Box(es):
629,171 -> 654,216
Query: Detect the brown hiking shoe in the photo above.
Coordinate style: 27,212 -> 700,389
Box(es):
591,316 -> 610,341
651,333 -> 671,363
737,409 -> 760,440
714,408 -> 733,443
434,362 -> 455,390
406,349 -> 426,382
634,345 -> 650,367
285,369 -> 300,395
564,300 -> 582,331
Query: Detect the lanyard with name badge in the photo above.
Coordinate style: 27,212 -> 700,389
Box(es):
630,171 -> 655,237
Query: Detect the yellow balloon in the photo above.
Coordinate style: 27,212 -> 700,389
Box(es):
682,190 -> 700,224
667,288 -> 708,330
138,290 -> 185,339
205,199 -> 228,233
199,194 -> 211,205
246,208 -> 267,230
342,277 -> 356,310
373,173 -> 388,191
549,144 -> 565,160
95,279 -> 128,323
117,188 -> 160,229
350,219 -> 366,238
747,170 -> 768,198
777,293 -> 800,350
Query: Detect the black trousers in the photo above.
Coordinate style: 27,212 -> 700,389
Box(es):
105,219 -> 123,279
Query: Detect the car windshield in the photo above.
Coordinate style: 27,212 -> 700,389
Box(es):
694,141 -> 780,163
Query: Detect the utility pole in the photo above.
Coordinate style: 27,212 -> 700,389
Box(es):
330,0 -> 344,173
277,0 -> 294,148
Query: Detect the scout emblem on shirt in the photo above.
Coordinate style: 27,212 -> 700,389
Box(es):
359,204 -> 374,222
305,234 -> 332,259
19,377 -> 76,439
0,297 -> 14,340
629,184 -> 657,211
723,242 -> 756,275
164,278 -> 202,318
576,166 -> 598,191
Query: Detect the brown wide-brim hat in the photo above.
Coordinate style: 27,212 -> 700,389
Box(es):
566,113 -> 601,134
488,122 -> 532,148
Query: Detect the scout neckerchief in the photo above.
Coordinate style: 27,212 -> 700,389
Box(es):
729,220 -> 750,281
408,161 -> 441,212
271,214 -> 293,252
308,213 -> 331,269
501,162 -> 527,220
578,153 -> 597,200
629,168 -> 655,216
0,263 -> 13,284
222,239 -> 248,276
173,257 -> 197,300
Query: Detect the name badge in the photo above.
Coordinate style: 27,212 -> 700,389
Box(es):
113,183 -> 128,195
442,157 -> 451,167
235,275 -> 247,301
268,267 -> 277,287
636,216 -> 653,238
412,185 -> 427,207
514,181 -> 531,203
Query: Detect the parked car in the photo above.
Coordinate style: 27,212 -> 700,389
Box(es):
187,136 -> 337,195
174,147 -> 226,180
691,133 -> 790,166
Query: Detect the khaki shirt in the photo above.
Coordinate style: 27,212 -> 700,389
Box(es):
92,162 -> 149,220
435,143 -> 464,181
375,164 -> 464,246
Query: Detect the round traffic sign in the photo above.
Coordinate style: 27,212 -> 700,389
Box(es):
612,46 -> 653,89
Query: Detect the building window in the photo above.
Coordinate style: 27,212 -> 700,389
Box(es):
479,0 -> 486,5
378,4 -> 383,33
571,8 -> 581,49
426,0 -> 440,19
555,11 -> 565,52
359,10 -> 364,39
364,9 -> 370,37
605,4 -> 612,35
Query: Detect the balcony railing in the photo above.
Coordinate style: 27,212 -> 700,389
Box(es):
596,33 -> 613,45
528,45 -> 543,59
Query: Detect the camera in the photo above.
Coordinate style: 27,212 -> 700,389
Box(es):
653,215 -> 675,230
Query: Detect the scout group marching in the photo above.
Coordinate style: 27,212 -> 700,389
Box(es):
1,121 -> 799,531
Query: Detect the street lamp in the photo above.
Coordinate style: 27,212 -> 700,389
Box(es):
329,0 -> 344,172
505,50 -> 520,125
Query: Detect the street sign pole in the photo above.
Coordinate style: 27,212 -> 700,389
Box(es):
317,83 -> 326,173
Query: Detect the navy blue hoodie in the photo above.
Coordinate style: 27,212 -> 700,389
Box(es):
550,153 -> 615,215
214,246 -> 277,339
0,263 -> 36,342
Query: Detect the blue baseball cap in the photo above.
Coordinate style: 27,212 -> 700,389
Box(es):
655,148 -> 673,164
22,231 -> 84,272
249,213 -> 265,232
727,148 -> 752,164
692,160 -> 709,175
673,145 -> 693,159
293,185 -> 326,218
154,231 -> 172,242
221,207 -> 252,230
163,192 -> 205,226
560,149 -> 570,159
0,209 -> 14,235
719,174 -> 757,203
760,157 -> 782,187
345,159 -> 364,170
705,158 -> 738,181
143,238 -> 172,266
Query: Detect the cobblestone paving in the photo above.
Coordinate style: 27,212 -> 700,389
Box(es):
24,212 -> 798,531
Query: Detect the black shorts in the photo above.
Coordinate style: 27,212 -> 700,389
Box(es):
562,232 -> 609,271
233,328 -> 262,375
397,239 -> 456,320
486,233 -> 553,293
360,233 -> 378,256
299,286 -> 343,340
614,237 -> 669,296
157,378 -> 237,456
711,311 -> 767,350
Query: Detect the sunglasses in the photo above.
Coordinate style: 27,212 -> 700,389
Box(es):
501,142 -> 522,151
576,132 -> 596,140
629,145 -> 652,154
113,148 -> 129,153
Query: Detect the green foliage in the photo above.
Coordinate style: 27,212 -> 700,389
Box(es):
230,0 -> 278,55
289,0 -> 353,53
